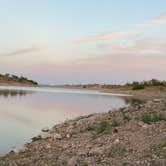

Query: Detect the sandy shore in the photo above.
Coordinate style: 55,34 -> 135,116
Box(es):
55,85 -> 166,101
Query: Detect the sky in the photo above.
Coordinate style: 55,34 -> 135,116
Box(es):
0,0 -> 166,84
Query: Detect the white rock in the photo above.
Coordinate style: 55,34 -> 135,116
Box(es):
53,133 -> 62,140
153,99 -> 162,103
114,139 -> 120,144
142,124 -> 148,128
46,144 -> 51,149
13,146 -> 27,153
138,121 -> 148,128
66,134 -> 71,138
41,133 -> 51,139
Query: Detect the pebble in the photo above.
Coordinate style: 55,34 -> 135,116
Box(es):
66,134 -> 71,138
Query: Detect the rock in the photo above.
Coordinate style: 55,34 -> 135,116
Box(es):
89,147 -> 104,155
41,127 -> 49,132
142,124 -> 148,128
66,134 -> 71,138
152,154 -> 158,159
13,146 -> 27,153
138,121 -> 148,128
41,133 -> 52,139
32,135 -> 42,142
113,128 -> 118,133
46,144 -> 51,149
145,102 -> 153,108
53,133 -> 62,140
114,139 -> 120,144
153,99 -> 162,103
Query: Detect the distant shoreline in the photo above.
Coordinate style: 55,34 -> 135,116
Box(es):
1,82 -> 166,101
49,84 -> 166,101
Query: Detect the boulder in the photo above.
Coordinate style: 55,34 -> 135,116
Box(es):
13,146 -> 27,154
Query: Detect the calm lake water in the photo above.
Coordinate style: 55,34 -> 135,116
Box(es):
0,86 -> 128,154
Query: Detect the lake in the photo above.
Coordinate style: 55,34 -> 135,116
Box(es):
0,86 -> 128,154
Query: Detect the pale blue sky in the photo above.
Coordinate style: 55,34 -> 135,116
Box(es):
0,1 -> 166,84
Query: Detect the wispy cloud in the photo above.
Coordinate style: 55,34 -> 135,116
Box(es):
73,31 -> 130,44
150,12 -> 166,24
0,45 -> 46,56
100,39 -> 166,56
138,12 -> 166,26
74,12 -> 166,46
73,12 -> 166,59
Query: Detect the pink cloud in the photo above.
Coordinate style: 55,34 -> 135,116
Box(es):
100,39 -> 166,55
73,31 -> 126,44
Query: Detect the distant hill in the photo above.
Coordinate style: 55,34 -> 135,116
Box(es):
0,74 -> 38,86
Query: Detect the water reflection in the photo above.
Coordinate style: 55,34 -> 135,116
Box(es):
0,89 -> 33,97
0,86 -> 127,154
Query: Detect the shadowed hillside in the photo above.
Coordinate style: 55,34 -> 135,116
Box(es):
0,73 -> 38,86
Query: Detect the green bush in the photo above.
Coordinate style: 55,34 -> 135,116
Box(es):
153,113 -> 165,122
132,84 -> 145,90
142,113 -> 165,124
96,121 -> 110,133
122,113 -> 131,122
142,113 -> 152,124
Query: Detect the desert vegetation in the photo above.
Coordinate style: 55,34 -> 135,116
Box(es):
126,79 -> 166,90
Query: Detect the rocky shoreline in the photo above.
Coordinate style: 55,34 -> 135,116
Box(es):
0,95 -> 166,165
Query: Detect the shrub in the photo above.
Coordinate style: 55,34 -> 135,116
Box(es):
142,112 -> 165,124
142,113 -> 152,124
132,84 -> 145,90
96,121 -> 110,133
152,113 -> 165,122
122,113 -> 131,122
